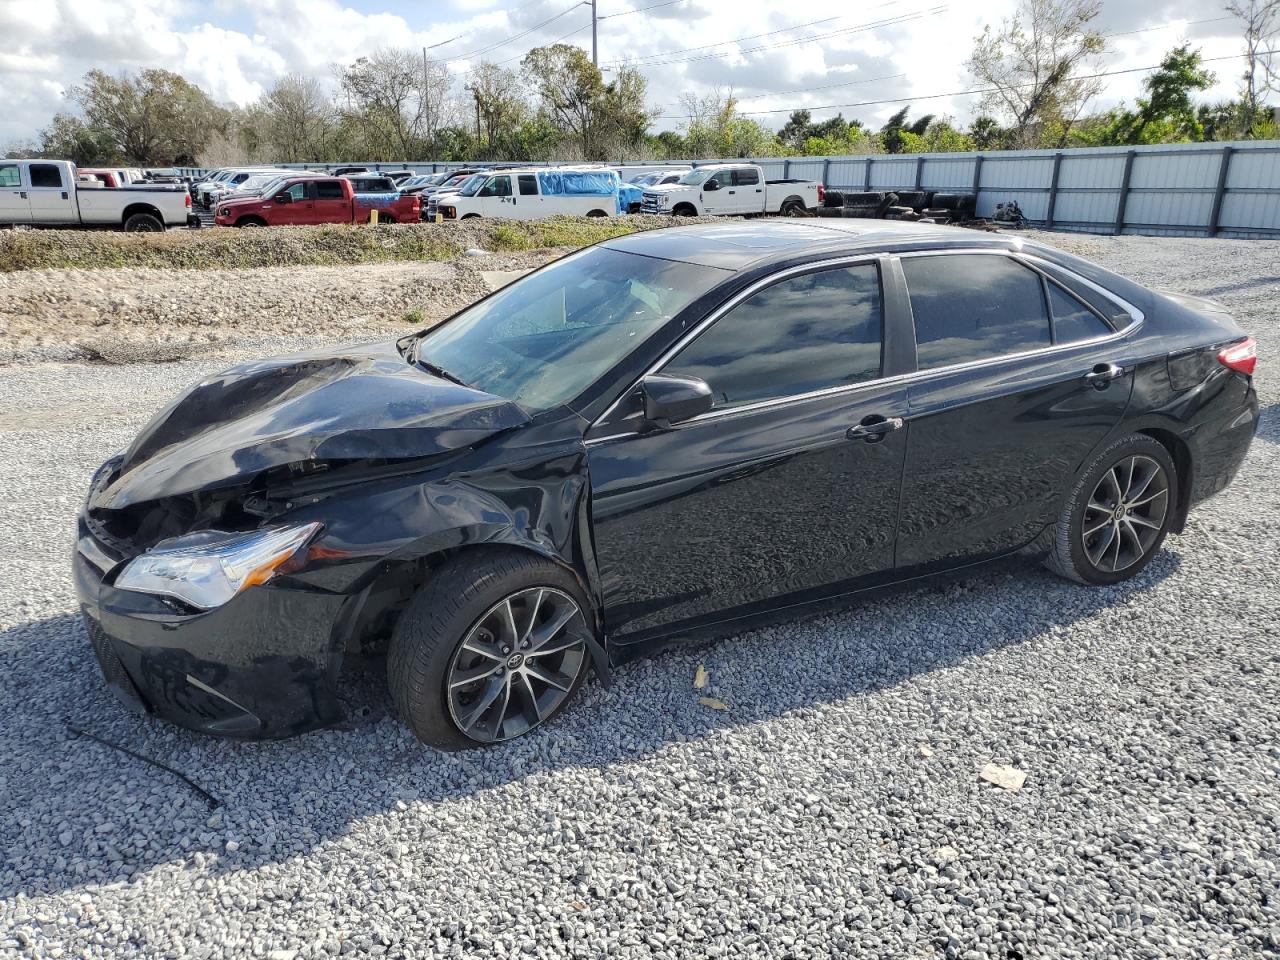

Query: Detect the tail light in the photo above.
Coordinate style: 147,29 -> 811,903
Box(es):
1217,337 -> 1257,376
817,185 -> 825,204
185,193 -> 191,208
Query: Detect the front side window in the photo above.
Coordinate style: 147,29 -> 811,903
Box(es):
30,164 -> 63,188
0,165 -> 19,188
903,254 -> 1050,370
281,182 -> 308,202
413,247 -> 727,413
661,264 -> 883,409
481,175 -> 511,197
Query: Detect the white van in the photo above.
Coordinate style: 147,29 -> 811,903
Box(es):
437,167 -> 620,220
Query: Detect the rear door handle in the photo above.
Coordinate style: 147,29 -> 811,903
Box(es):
1083,362 -> 1125,388
846,415 -> 904,443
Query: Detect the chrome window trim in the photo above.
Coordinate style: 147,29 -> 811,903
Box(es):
584,247 -> 1145,446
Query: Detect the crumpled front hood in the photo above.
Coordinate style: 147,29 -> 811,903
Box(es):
99,340 -> 530,509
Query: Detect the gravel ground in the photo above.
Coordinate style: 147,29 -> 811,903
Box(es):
1,231 -> 1278,959
0,251 -> 554,365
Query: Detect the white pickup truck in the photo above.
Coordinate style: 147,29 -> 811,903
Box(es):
0,159 -> 195,231
639,163 -> 823,218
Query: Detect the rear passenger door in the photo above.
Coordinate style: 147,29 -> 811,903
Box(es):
312,179 -> 350,223
0,163 -> 30,223
27,163 -> 76,223
732,167 -> 763,214
893,251 -> 1134,572
588,260 -> 911,643
516,173 -> 539,215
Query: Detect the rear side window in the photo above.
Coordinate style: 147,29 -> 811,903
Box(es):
903,254 -> 1050,370
30,164 -> 63,188
518,174 -> 538,196
315,180 -> 344,199
733,168 -> 759,186
661,264 -> 883,408
1047,283 -> 1111,343
0,165 -> 19,188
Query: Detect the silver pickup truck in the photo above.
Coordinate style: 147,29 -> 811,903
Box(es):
0,159 -> 196,231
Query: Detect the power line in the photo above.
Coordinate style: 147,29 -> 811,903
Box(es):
610,5 -> 945,68
599,12 -> 847,67
493,21 -> 592,65
425,0 -> 558,52
599,0 -> 688,20
446,0 -> 588,62
653,48 -> 1279,120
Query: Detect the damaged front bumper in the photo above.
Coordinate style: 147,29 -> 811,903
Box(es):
74,525 -> 350,739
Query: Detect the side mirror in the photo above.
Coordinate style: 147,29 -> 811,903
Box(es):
704,179 -> 720,191
641,374 -> 713,427
275,193 -> 292,204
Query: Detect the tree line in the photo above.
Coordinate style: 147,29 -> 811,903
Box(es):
14,0 -> 1279,168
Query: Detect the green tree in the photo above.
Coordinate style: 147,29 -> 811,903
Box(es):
1098,46 -> 1215,144
38,114 -> 120,165
71,68 -> 226,164
967,0 -> 1106,147
522,44 -> 606,159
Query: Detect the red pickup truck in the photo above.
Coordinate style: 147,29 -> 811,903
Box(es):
213,176 -> 420,227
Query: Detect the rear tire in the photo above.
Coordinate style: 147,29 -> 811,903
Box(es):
387,551 -> 594,749
123,213 -> 164,232
779,198 -> 806,217
1045,434 -> 1177,586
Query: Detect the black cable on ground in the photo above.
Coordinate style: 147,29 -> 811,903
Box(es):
65,722 -> 221,810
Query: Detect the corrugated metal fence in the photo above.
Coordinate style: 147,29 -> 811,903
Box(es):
180,140 -> 1280,238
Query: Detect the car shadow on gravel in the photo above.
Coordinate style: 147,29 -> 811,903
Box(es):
0,552 -> 1180,900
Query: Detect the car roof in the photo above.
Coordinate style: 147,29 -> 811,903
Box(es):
601,220 -> 1019,270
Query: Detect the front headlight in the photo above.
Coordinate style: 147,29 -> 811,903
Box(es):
219,207 -> 230,217
657,195 -> 671,207
115,522 -> 321,610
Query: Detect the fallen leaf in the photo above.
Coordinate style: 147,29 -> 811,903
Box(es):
698,696 -> 728,711
918,744 -> 934,758
568,901 -> 587,911
979,763 -> 1027,792
693,665 -> 709,690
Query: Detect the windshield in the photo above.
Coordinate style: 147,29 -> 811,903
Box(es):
456,174 -> 488,197
413,247 -> 727,413
631,173 -> 658,186
678,169 -> 713,185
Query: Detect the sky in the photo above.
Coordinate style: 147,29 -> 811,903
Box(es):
0,0 -> 1260,150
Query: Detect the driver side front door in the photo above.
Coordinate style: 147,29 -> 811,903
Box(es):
587,259 -> 910,645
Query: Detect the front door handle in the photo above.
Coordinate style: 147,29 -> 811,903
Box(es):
847,415 -> 904,443
1084,362 -> 1125,389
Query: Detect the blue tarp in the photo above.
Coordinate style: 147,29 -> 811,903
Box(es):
618,183 -> 645,212
536,169 -> 625,214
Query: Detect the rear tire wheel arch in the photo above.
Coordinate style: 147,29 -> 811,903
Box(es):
123,212 -> 164,232
1045,433 -> 1178,585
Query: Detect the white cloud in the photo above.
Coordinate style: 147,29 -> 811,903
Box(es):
0,0 -> 1257,149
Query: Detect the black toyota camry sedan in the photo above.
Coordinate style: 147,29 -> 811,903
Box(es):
76,221 -> 1258,748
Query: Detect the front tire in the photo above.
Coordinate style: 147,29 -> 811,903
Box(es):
387,551 -> 594,749
1045,434 -> 1177,585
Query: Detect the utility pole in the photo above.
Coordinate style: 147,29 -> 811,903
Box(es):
422,47 -> 431,145
591,0 -> 598,67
